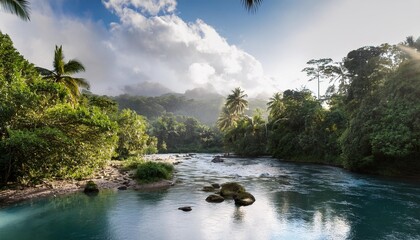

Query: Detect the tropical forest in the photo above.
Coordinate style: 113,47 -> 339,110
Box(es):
0,0 -> 419,239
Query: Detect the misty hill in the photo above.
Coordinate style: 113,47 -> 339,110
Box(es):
114,88 -> 268,125
122,82 -> 173,97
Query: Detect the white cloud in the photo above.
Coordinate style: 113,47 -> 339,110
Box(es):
0,0 -> 275,97
3,0 -> 417,99
249,0 -> 420,96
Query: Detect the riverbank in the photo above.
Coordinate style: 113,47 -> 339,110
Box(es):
0,155 -> 179,207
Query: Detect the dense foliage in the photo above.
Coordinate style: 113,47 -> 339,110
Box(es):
151,113 -> 223,153
0,32 -> 156,185
217,88 -> 268,156
135,161 -> 174,183
219,38 -> 420,177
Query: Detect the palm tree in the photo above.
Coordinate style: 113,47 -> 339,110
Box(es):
242,0 -> 263,12
217,106 -> 237,132
226,87 -> 248,116
0,0 -> 30,21
267,92 -> 284,120
36,45 -> 89,102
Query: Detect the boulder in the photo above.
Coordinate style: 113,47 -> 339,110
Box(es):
233,192 -> 256,206
211,156 -> 224,163
178,206 -> 192,212
211,183 -> 221,189
84,180 -> 99,194
202,186 -> 215,192
220,182 -> 245,198
206,194 -> 224,203
117,186 -> 127,190
259,173 -> 270,178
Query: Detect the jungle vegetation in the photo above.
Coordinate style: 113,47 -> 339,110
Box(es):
217,38 -> 420,177
0,29 -> 418,186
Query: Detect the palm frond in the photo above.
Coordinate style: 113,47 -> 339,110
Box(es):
71,77 -> 90,90
64,59 -> 86,75
63,77 -> 81,101
53,45 -> 65,75
0,0 -> 30,21
35,67 -> 55,77
241,0 -> 263,12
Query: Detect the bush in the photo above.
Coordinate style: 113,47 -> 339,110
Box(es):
122,156 -> 145,170
135,161 -> 174,183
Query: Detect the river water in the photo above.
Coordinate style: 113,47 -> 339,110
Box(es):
0,154 -> 419,240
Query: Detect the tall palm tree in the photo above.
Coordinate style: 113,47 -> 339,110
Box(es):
226,87 -> 248,116
242,0 -> 263,12
36,45 -> 89,102
0,0 -> 30,21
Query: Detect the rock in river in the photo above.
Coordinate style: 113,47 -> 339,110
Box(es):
202,186 -> 215,192
211,156 -> 224,163
220,182 -> 245,198
178,206 -> 192,212
233,192 -> 256,206
206,194 -> 224,203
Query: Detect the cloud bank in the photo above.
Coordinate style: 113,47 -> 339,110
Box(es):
0,0 -> 275,97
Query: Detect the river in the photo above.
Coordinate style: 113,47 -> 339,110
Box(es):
0,154 -> 419,240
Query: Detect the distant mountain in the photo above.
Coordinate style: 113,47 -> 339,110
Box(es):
114,87 -> 268,125
122,81 -> 173,97
184,87 -> 223,100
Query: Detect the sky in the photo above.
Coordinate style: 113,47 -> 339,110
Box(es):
0,0 -> 419,98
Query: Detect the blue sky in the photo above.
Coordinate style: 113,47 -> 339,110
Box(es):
1,0 -> 419,98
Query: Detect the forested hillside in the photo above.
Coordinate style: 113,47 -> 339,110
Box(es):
113,90 -> 268,126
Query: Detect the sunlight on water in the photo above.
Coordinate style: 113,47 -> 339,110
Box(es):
1,154 -> 419,240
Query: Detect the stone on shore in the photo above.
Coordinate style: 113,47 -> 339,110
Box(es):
84,180 -> 99,194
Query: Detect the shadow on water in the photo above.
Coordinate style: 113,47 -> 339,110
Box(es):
0,190 -> 117,240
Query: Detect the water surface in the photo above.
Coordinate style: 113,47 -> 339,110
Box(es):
1,154 -> 419,240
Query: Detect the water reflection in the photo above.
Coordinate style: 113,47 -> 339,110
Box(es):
233,206 -> 245,222
1,155 -> 419,240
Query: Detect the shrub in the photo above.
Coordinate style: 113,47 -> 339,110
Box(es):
135,161 -> 174,183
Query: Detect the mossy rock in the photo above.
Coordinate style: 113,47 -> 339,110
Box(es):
220,182 -> 245,198
84,180 -> 99,194
202,186 -> 215,192
205,194 -> 225,203
211,183 -> 220,189
233,191 -> 255,206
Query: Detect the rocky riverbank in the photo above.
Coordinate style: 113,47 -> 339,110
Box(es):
0,155 -> 179,207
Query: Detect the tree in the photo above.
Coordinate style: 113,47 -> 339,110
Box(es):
36,45 -> 89,102
217,106 -> 237,132
267,92 -> 284,120
302,58 -> 339,99
0,0 -> 30,21
226,87 -> 248,116
116,109 -> 157,159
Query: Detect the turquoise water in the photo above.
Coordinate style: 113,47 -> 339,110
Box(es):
1,154 -> 419,240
